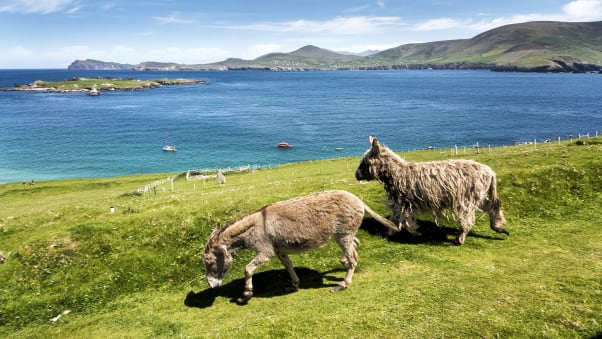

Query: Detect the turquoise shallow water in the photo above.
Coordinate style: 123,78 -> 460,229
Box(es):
0,69 -> 601,183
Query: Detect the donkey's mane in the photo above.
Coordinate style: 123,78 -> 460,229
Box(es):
209,208 -> 265,247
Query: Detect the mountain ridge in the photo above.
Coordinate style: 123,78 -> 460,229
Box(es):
68,20 -> 602,72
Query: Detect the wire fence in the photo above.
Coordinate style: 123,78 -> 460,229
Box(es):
389,131 -> 601,155
131,131 -> 601,195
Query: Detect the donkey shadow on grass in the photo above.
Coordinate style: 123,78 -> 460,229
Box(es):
360,217 -> 507,245
185,267 -> 342,308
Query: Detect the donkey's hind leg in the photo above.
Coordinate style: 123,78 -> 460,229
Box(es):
277,253 -> 300,292
454,210 -> 476,245
402,213 -> 423,236
332,235 -> 360,292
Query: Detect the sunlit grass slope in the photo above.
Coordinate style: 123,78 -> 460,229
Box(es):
1,138 -> 601,338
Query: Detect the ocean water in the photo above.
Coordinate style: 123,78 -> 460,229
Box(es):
0,69 -> 601,184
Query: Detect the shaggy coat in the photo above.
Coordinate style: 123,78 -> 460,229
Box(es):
355,136 -> 508,245
203,190 -> 398,304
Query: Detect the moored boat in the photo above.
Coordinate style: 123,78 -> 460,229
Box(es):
87,87 -> 100,96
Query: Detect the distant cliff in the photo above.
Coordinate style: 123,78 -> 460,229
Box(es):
68,20 -> 602,73
68,59 -> 134,70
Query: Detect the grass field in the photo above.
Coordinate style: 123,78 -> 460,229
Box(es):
1,138 -> 601,338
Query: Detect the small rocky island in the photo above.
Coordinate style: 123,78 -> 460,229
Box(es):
0,76 -> 207,94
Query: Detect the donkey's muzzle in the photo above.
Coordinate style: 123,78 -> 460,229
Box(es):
355,169 -> 364,181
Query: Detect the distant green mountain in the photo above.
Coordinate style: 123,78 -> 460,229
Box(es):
68,21 -> 602,72
367,21 -> 602,72
250,45 -> 364,69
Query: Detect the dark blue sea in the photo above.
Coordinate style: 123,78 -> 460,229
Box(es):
1,69 -> 601,184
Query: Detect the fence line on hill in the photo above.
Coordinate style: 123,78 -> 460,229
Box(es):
131,131 -> 600,194
133,165 -> 260,194
185,165 -> 259,182
135,175 -> 180,194
388,131 -> 600,155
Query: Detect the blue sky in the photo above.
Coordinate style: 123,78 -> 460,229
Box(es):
1,0 -> 601,68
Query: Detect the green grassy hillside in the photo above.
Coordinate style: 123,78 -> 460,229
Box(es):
368,21 -> 602,71
1,138 -> 601,338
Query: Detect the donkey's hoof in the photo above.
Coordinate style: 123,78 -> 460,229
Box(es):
236,295 -> 251,305
235,290 -> 253,305
330,284 -> 347,292
284,285 -> 299,293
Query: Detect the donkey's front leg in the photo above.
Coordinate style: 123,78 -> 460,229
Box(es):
238,254 -> 271,305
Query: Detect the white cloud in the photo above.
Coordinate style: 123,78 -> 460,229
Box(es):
336,43 -> 398,54
6,46 -> 34,58
0,0 -> 79,14
41,45 -> 104,64
465,14 -> 552,32
0,43 -> 234,68
562,0 -> 602,20
65,4 -> 81,14
248,44 -> 282,57
147,47 -> 231,64
233,16 -> 402,35
413,18 -> 463,31
137,30 -> 156,37
345,5 -> 372,13
414,0 -> 602,35
153,14 -> 195,25
0,45 -> 95,68
109,45 -> 136,59
328,16 -> 401,34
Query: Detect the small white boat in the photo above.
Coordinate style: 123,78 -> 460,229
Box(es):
87,87 -> 100,96
163,145 -> 176,152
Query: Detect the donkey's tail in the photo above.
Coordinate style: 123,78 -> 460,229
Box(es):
364,204 -> 400,232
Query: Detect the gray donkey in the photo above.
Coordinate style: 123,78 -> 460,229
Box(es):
203,190 -> 398,304
355,136 -> 508,245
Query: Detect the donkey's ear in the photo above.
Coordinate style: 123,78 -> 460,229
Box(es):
209,223 -> 222,239
219,245 -> 230,256
370,136 -> 380,153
